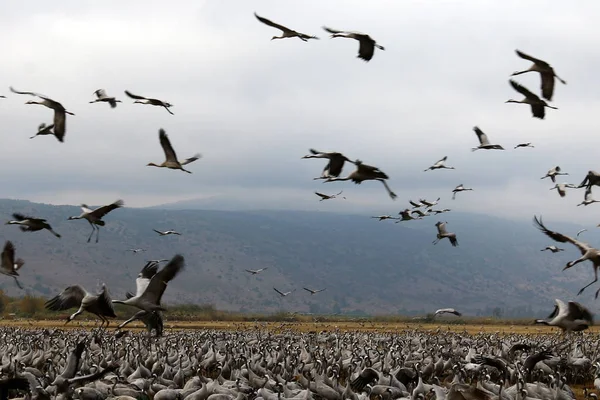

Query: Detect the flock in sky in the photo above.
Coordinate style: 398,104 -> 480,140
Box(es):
1,10 -> 600,330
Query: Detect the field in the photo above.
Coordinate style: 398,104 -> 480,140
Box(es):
2,317 -> 599,335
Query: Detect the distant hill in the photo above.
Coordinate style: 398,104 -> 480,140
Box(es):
0,198 -> 595,317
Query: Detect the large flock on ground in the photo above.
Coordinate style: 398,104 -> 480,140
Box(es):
2,326 -> 600,400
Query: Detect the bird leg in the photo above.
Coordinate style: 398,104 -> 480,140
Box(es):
12,276 -> 23,290
87,223 -> 96,243
117,310 -> 149,330
95,226 -> 100,243
99,315 -> 107,329
555,74 -> 567,85
510,70 -> 531,77
576,267 -> 598,296
432,239 -> 440,245
378,179 -> 397,200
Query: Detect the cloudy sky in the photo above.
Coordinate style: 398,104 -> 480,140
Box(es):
1,0 -> 599,223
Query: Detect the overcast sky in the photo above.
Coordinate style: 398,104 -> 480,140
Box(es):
1,0 -> 599,223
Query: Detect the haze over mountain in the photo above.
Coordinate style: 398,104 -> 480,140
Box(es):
0,198 -> 596,318
1,0 -> 600,224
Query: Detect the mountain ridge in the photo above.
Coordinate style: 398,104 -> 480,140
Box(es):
0,198 -> 595,317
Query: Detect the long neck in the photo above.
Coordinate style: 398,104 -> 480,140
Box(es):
327,177 -> 349,182
6,221 -> 21,225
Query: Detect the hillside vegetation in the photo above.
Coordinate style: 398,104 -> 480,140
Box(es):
0,198 -> 594,317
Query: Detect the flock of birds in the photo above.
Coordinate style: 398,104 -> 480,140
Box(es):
2,325 -> 600,400
2,9 -> 600,399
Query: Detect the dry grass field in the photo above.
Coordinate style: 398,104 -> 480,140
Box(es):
2,318 -> 600,335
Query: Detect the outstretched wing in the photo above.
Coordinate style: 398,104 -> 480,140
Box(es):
140,254 -> 185,305
473,127 -> 490,146
515,50 -> 550,68
436,222 -> 448,235
547,304 -> 559,319
181,154 -> 201,165
254,12 -> 292,33
350,368 -> 379,392
97,285 -> 116,318
124,90 -> 148,100
568,301 -> 593,323
9,86 -> 46,98
541,71 -> 556,101
159,129 -> 179,162
322,26 -> 346,35
326,154 -> 350,177
273,287 -> 285,296
1,241 -> 15,271
314,192 -> 329,199
472,355 -> 507,378
135,261 -> 159,296
45,285 -> 87,311
91,199 -> 124,219
93,89 -> 107,99
357,36 -> 377,61
448,235 -> 458,247
509,79 -> 539,100
356,162 -> 389,179
533,216 -> 590,255
11,213 -> 34,221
